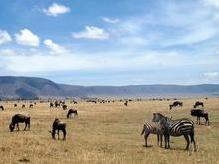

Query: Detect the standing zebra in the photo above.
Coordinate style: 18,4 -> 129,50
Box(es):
152,113 -> 197,151
141,121 -> 164,147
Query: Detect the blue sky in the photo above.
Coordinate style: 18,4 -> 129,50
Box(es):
0,0 -> 219,85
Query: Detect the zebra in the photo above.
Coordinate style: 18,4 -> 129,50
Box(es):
141,121 -> 164,147
152,113 -> 197,151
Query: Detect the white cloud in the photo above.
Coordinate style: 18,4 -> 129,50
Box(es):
0,49 -> 16,56
44,39 -> 68,55
43,3 -> 70,17
72,26 -> 109,40
15,29 -> 40,47
0,30 -> 12,45
102,17 -> 119,24
203,72 -> 219,78
203,0 -> 219,9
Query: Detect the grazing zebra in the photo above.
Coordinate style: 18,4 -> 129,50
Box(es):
152,113 -> 197,151
141,121 -> 164,147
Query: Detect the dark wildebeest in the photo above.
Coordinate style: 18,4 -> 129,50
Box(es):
193,101 -> 204,108
62,104 -> 67,110
50,118 -> 66,140
124,101 -> 128,106
9,114 -> 30,132
14,104 -> 17,107
169,101 -> 183,110
55,101 -> 60,107
22,104 -> 25,108
50,102 -> 54,108
67,109 -> 78,119
0,105 -> 4,111
29,104 -> 33,108
191,109 -> 209,125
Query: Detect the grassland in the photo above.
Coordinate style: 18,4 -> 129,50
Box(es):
0,98 -> 218,164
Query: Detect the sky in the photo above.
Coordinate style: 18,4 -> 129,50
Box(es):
0,0 -> 219,86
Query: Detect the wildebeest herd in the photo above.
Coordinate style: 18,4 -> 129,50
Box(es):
0,98 -> 210,153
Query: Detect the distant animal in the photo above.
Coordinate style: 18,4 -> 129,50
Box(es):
152,113 -> 196,151
169,101 -> 183,110
191,109 -> 209,125
67,109 -> 78,119
55,101 -> 60,107
0,105 -> 4,111
9,114 -> 30,132
22,104 -> 25,108
50,102 -> 54,108
124,101 -> 128,106
29,104 -> 33,108
14,104 -> 17,107
62,104 -> 67,110
193,101 -> 204,108
141,121 -> 164,147
50,118 -> 66,140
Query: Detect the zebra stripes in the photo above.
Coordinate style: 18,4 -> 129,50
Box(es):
152,113 -> 197,151
141,121 -> 164,147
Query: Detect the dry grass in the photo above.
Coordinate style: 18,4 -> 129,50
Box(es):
0,98 -> 218,164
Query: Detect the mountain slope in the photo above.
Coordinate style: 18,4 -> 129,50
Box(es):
0,76 -> 219,99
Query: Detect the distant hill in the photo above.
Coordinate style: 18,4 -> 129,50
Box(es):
0,76 -> 219,99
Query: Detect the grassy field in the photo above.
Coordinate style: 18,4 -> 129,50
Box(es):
0,98 -> 218,164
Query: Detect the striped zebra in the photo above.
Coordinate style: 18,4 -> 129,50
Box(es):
152,113 -> 197,151
141,121 -> 164,147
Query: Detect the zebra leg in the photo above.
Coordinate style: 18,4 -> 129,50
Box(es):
190,132 -> 197,152
144,132 -> 150,147
157,134 -> 159,146
167,135 -> 170,149
160,134 -> 163,147
184,135 -> 190,150
164,135 -> 168,149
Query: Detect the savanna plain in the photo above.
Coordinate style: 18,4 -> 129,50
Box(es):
0,98 -> 218,164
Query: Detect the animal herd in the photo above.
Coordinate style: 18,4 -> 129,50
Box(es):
0,98 -> 211,152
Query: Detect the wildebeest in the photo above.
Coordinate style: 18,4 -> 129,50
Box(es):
191,109 -> 209,125
141,121 -> 164,147
22,104 -> 25,108
62,104 -> 67,110
67,109 -> 78,119
169,101 -> 183,110
9,114 -> 30,132
50,102 -> 54,108
152,113 -> 196,151
50,118 -> 66,140
29,104 -> 33,108
0,105 -> 4,111
193,101 -> 204,108
124,101 -> 128,106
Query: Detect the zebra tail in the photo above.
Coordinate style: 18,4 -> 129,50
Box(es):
141,125 -> 145,135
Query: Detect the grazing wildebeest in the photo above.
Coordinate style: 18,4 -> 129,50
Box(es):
152,113 -> 196,151
141,121 -> 164,147
14,104 -> 17,107
29,104 -> 33,108
9,114 -> 30,132
50,102 -> 54,108
169,101 -> 183,110
67,109 -> 78,119
124,101 -> 128,106
50,118 -> 66,140
0,105 -> 4,111
62,104 -> 67,110
193,101 -> 204,108
191,109 -> 209,125
22,104 -> 25,108
55,101 -> 60,107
